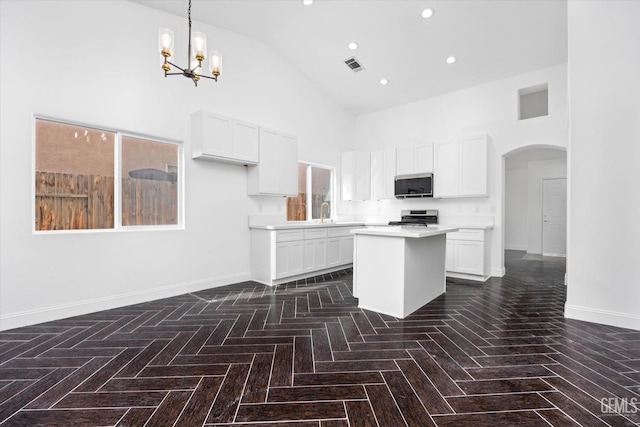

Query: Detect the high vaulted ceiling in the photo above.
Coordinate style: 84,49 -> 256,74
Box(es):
133,0 -> 568,116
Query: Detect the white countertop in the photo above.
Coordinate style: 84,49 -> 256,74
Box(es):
439,223 -> 493,230
249,221 -> 365,230
352,225 -> 459,238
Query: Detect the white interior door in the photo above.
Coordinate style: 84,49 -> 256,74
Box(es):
542,178 -> 567,256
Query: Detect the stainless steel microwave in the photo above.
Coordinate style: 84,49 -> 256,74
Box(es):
394,173 -> 433,198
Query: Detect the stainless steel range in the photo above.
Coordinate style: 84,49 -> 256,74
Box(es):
388,209 -> 438,227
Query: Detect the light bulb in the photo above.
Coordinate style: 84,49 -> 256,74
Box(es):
192,32 -> 207,61
209,51 -> 222,77
158,28 -> 174,57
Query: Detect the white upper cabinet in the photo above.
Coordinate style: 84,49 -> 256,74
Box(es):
341,151 -> 371,201
396,143 -> 433,176
459,135 -> 488,196
371,148 -> 396,200
232,120 -> 260,164
434,134 -> 488,198
247,127 -> 298,196
433,139 -> 459,198
191,110 -> 258,165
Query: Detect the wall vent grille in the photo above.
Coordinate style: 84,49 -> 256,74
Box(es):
344,57 -> 365,72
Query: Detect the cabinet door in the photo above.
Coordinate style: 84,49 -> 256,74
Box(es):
290,240 -> 304,276
340,236 -> 354,264
304,239 -> 327,272
278,133 -> 298,196
383,148 -> 397,198
315,239 -> 327,270
433,139 -> 459,197
341,151 -> 370,201
446,240 -> 454,271
327,238 -> 342,267
304,240 -> 316,273
202,112 -> 233,157
396,147 -> 415,176
355,152 -> 371,200
341,151 -> 356,201
459,135 -> 487,196
258,128 -> 280,194
415,143 -> 434,173
232,120 -> 259,163
275,242 -> 291,279
454,240 -> 484,274
370,150 -> 384,200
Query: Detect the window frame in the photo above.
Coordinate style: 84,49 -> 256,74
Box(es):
288,161 -> 335,222
32,115 -> 185,234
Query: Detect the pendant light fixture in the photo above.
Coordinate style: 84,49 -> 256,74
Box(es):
158,0 -> 222,86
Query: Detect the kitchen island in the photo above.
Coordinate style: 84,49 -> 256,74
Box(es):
351,226 -> 458,318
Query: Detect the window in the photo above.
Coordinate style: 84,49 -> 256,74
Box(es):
286,162 -> 334,221
34,118 -> 181,231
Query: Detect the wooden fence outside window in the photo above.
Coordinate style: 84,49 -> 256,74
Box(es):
35,171 -> 177,230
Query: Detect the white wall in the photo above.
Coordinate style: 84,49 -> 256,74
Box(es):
349,64 -> 569,276
565,1 -> 640,330
0,0 -> 354,330
505,168 -> 528,250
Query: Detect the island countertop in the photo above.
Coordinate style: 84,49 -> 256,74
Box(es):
352,225 -> 459,238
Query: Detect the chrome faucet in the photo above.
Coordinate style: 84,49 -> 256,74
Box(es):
320,202 -> 331,223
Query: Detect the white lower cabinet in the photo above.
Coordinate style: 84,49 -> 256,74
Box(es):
341,236 -> 354,264
327,238 -> 342,267
327,227 -> 355,266
275,241 -> 304,279
303,228 -> 328,272
453,240 -> 484,274
446,241 -> 454,271
446,228 -> 490,281
251,226 -> 361,286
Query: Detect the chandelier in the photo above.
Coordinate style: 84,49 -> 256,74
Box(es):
158,0 -> 222,86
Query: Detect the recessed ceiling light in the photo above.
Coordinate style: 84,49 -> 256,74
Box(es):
380,78 -> 389,85
446,56 -> 456,64
302,0 -> 313,5
421,8 -> 434,19
348,42 -> 359,50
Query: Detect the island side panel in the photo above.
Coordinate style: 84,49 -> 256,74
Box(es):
403,234 -> 447,316
353,234 -> 406,318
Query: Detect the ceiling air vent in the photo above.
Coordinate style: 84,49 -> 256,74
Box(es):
344,57 -> 365,72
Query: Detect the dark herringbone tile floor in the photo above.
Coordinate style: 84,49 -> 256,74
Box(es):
1,251 -> 639,426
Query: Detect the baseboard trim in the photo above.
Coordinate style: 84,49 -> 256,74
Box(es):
491,267 -> 506,278
505,244 -> 527,251
446,272 -> 488,282
0,272 -> 251,332
253,265 -> 352,287
564,304 -> 640,331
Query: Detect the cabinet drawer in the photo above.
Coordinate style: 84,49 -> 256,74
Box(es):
304,228 -> 328,240
276,229 -> 304,242
446,228 -> 485,242
328,226 -> 360,238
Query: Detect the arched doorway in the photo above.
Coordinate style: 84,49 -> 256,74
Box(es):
503,145 -> 567,265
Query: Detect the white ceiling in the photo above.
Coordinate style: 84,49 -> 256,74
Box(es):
133,0 -> 568,116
